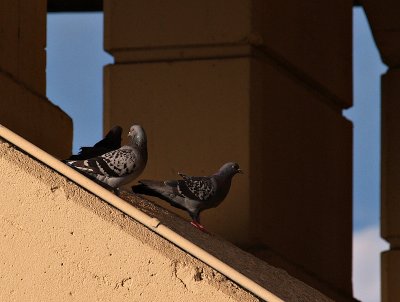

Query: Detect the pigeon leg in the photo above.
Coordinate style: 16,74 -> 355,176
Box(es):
190,216 -> 210,234
190,221 -> 208,232
113,187 -> 121,196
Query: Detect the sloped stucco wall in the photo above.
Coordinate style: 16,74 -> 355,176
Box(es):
0,139 -> 257,302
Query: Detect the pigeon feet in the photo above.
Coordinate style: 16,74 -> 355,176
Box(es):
190,221 -> 210,234
113,187 -> 121,196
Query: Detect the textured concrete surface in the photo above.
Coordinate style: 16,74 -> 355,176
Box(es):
0,138 -> 333,302
0,139 -> 256,302
119,192 -> 335,302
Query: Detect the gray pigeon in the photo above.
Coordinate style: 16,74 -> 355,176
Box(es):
132,162 -> 242,232
66,124 -> 147,189
67,125 -> 123,160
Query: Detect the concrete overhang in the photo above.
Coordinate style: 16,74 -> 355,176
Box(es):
0,124 -> 332,302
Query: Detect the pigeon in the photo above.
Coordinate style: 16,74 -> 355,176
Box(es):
67,125 -> 122,160
66,124 -> 147,189
132,162 -> 243,232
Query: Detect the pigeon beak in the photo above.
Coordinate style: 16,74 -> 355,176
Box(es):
237,169 -> 244,174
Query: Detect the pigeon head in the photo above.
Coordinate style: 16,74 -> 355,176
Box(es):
217,162 -> 243,178
128,124 -> 147,147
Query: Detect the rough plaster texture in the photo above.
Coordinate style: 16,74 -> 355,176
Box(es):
0,139 -> 256,302
119,192 -> 336,302
0,139 -> 334,302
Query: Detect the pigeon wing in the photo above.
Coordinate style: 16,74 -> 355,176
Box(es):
68,148 -> 136,177
176,174 -> 215,201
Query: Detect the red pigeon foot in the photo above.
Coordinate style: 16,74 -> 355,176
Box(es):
191,221 -> 210,234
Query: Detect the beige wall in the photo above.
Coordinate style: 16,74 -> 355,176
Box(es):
0,0 -> 72,158
0,137 -> 337,302
104,1 -> 354,300
0,139 -> 258,302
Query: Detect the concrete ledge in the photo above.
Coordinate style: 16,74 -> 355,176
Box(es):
0,126 -> 333,301
108,43 -> 252,63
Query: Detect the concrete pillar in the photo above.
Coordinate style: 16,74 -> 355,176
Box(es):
381,69 -> 400,302
0,0 -> 46,93
362,1 -> 400,300
104,1 -> 353,300
0,0 -> 72,158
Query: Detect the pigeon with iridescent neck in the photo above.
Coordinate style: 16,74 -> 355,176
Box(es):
132,162 -> 242,232
66,124 -> 147,189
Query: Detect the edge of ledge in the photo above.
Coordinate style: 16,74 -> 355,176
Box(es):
0,124 -> 284,302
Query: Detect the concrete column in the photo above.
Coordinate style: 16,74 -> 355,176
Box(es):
0,0 -> 72,158
104,1 -> 353,300
381,69 -> 400,302
361,1 -> 400,300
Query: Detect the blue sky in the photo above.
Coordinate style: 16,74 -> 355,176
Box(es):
345,8 -> 387,232
47,13 -> 113,153
47,8 -> 387,301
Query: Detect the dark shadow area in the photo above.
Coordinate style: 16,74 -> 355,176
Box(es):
48,0 -> 102,12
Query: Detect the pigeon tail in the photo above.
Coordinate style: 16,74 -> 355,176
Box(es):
97,125 -> 122,147
132,181 -> 164,196
65,125 -> 123,160
132,181 -> 187,211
